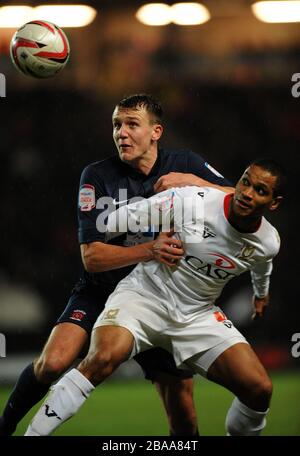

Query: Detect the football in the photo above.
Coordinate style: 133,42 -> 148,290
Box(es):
10,20 -> 70,78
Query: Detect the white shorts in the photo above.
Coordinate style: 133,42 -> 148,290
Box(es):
94,285 -> 248,377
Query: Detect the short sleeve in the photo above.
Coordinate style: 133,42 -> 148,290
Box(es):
78,165 -> 107,244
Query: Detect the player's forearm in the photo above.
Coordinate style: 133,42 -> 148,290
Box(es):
191,175 -> 234,194
217,185 -> 235,194
251,275 -> 271,298
81,242 -> 154,273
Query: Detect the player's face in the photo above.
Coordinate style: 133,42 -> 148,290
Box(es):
233,165 -> 281,217
112,106 -> 162,164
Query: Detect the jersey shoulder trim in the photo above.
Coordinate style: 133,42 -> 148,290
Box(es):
204,162 -> 224,178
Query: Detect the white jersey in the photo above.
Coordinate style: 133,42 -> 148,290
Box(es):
106,186 -> 280,323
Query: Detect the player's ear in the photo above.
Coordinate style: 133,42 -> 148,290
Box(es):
269,196 -> 283,211
152,124 -> 163,141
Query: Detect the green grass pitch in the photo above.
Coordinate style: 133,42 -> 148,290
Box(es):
1,371 -> 299,435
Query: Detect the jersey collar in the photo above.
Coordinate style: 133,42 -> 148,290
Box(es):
148,148 -> 161,177
121,149 -> 161,179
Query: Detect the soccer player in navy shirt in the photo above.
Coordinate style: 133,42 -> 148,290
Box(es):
0,94 -> 232,436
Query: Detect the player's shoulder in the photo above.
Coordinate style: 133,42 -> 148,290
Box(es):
172,185 -> 222,200
182,185 -> 226,200
161,148 -> 205,161
81,155 -> 121,179
83,155 -> 119,173
260,217 -> 281,256
172,148 -> 225,175
162,147 -> 193,156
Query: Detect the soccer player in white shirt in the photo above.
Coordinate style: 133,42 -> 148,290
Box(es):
25,158 -> 285,436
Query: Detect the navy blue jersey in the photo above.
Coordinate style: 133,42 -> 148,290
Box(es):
77,148 -> 231,288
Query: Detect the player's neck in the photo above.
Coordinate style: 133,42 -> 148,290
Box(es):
228,200 -> 262,233
229,216 -> 261,233
131,149 -> 158,175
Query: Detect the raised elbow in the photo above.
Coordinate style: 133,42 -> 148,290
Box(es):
83,256 -> 97,273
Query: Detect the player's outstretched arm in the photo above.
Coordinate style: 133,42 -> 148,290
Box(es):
153,172 -> 234,193
80,236 -> 184,273
81,241 -> 154,273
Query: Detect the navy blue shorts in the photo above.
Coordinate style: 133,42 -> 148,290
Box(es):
56,282 -> 193,381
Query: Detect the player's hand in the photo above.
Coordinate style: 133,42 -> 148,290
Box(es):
152,230 -> 184,267
154,172 -> 203,193
251,294 -> 269,320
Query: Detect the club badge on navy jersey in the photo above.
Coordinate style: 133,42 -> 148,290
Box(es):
79,184 -> 95,212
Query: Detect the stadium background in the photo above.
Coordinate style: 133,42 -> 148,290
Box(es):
0,0 -> 299,435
